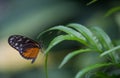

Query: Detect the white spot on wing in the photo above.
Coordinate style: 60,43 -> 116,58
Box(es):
25,39 -> 30,43
9,40 -> 12,44
15,43 -> 18,46
18,38 -> 22,42
16,47 -> 19,50
10,37 -> 14,41
20,51 -> 23,53
19,44 -> 23,47
15,36 -> 19,39
23,36 -> 26,39
20,48 -> 23,53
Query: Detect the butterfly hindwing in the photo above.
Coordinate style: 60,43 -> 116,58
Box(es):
21,43 -> 40,63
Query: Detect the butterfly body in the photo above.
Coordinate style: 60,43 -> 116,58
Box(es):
8,35 -> 41,63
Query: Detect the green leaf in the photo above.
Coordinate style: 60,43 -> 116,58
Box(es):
37,25 -> 88,46
67,23 -> 102,52
86,0 -> 98,6
100,45 -> 120,57
37,25 -> 86,41
59,48 -> 91,68
105,6 -> 120,17
91,27 -> 117,63
75,63 -> 113,78
44,34 -> 81,54
91,27 -> 113,50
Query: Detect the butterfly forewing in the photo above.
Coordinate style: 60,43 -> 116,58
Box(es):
8,35 -> 40,63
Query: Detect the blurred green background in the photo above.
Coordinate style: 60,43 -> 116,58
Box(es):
0,0 -> 120,78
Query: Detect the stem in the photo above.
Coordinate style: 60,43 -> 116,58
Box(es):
45,53 -> 48,78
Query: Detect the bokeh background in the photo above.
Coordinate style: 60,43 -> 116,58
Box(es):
0,0 -> 120,78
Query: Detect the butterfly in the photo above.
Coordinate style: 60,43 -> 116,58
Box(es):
8,35 -> 42,63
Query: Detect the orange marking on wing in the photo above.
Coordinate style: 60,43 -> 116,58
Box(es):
23,48 -> 39,59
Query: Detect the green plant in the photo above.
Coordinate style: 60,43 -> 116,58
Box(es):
37,23 -> 120,78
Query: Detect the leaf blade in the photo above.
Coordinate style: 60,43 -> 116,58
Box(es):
37,25 -> 88,46
100,45 -> 120,57
67,23 -> 102,52
44,34 -> 82,54
105,6 -> 120,17
75,63 -> 113,78
91,26 -> 113,50
59,48 -> 91,68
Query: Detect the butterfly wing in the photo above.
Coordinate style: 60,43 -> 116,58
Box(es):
8,35 -> 40,63
21,43 -> 40,63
